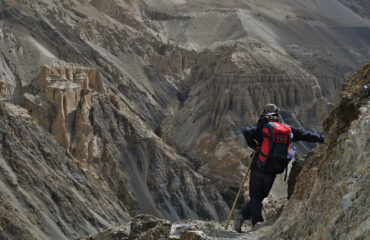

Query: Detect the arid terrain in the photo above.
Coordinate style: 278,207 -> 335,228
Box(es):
0,0 -> 369,239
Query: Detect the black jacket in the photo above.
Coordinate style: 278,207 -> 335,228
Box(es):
243,118 -> 324,172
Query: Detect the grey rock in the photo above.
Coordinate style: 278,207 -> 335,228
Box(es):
287,155 -> 306,200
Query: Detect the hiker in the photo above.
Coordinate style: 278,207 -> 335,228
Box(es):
234,103 -> 324,232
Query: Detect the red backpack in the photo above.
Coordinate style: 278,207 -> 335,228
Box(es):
257,122 -> 292,174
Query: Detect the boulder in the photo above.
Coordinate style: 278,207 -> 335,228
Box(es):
79,215 -> 171,240
129,215 -> 171,240
180,230 -> 208,240
78,225 -> 129,240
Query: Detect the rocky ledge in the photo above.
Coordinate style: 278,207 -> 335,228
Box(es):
79,214 -> 265,240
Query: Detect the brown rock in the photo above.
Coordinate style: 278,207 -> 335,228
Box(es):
39,65 -> 105,93
78,225 -> 130,240
129,215 -> 171,240
180,230 -> 208,240
2,102 -> 32,121
23,93 -> 53,130
23,64 -> 105,160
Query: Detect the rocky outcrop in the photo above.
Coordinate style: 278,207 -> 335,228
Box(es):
129,215 -> 171,240
79,214 -> 171,240
287,155 -> 306,200
265,62 -> 370,239
180,230 -> 208,240
38,65 -> 105,93
23,64 -> 105,160
79,225 -> 130,240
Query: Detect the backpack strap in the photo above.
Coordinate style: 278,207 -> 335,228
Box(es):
266,124 -> 275,161
258,124 -> 273,162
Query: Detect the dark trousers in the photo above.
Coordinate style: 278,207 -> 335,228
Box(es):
240,168 -> 276,225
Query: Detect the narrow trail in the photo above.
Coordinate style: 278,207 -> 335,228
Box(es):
169,216 -> 277,239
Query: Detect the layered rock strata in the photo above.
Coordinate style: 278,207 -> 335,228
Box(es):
23,65 -> 105,160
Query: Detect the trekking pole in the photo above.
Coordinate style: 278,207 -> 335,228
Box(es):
224,150 -> 257,230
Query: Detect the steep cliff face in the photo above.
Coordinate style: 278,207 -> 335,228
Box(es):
0,101 -> 130,239
265,62 -> 370,239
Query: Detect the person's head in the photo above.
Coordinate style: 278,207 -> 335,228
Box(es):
261,103 -> 280,122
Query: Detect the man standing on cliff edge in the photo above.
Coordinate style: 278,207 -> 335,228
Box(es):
234,103 -> 324,232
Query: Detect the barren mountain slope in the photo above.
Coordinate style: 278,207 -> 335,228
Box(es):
0,0 -> 369,239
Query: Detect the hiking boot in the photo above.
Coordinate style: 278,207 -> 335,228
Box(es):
233,211 -> 244,233
251,221 -> 265,230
